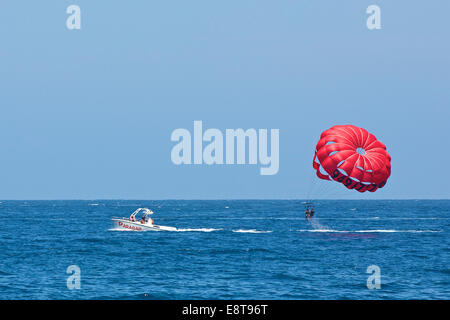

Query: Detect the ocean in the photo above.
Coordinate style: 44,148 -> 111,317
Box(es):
0,200 -> 448,300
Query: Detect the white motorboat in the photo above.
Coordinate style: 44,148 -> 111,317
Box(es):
111,208 -> 176,231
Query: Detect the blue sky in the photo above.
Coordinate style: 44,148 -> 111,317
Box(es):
0,1 -> 449,199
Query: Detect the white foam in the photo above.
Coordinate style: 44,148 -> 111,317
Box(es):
172,228 -> 221,232
319,217 -> 445,221
298,229 -> 340,233
108,228 -> 137,232
298,229 -> 442,233
355,229 -> 442,233
354,229 -> 397,233
232,229 -> 272,233
108,227 -> 220,232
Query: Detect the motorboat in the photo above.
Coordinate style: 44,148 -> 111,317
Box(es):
111,208 -> 176,231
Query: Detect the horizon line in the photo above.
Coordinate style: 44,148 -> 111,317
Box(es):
1,198 -> 449,201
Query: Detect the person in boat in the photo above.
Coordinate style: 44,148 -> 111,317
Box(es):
130,215 -> 137,222
139,214 -> 154,225
309,207 -> 315,218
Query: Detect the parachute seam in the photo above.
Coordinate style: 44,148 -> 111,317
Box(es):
362,130 -> 371,149
363,155 -> 375,183
357,127 -> 365,147
346,126 -> 360,147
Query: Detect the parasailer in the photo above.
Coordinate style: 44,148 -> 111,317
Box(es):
304,202 -> 314,220
313,125 -> 391,193
305,208 -> 310,220
304,125 -> 390,221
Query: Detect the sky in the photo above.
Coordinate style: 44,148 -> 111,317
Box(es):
0,1 -> 449,199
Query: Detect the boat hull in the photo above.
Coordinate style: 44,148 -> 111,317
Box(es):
112,218 -> 163,231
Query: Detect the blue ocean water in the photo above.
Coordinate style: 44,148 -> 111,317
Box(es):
0,200 -> 448,300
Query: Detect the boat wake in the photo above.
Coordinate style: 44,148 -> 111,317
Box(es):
108,227 -> 271,233
108,227 -> 221,232
232,229 -> 272,233
172,228 -> 221,232
298,229 -> 442,233
302,217 -> 442,233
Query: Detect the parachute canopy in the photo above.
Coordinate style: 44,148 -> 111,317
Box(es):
313,125 -> 391,193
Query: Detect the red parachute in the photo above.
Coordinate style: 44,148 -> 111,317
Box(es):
313,125 -> 391,193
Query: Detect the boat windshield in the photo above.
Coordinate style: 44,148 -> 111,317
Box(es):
129,208 -> 153,220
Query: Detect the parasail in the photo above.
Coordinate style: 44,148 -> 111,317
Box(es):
313,125 -> 391,193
